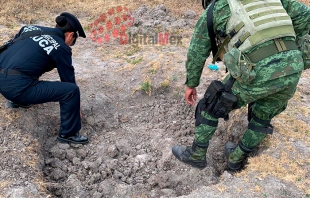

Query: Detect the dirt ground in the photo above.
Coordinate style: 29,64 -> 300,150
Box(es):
0,3 -> 310,198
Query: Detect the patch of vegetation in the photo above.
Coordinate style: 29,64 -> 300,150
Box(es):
132,57 -> 143,65
125,46 -> 141,56
172,75 -> 178,81
140,80 -> 152,95
124,57 -> 143,65
161,79 -> 170,88
149,68 -> 157,74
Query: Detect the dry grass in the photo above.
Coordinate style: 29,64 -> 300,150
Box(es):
0,0 -> 202,45
0,0 -> 202,27
236,87 -> 310,195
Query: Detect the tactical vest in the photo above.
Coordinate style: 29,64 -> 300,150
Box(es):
224,0 -> 296,52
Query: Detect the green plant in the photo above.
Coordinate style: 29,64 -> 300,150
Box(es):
125,46 -> 141,56
124,58 -> 132,63
132,57 -> 143,65
149,69 -> 157,74
83,25 -> 90,32
161,79 -> 169,88
172,75 -> 178,81
140,80 -> 152,95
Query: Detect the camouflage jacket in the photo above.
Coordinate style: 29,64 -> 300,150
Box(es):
185,0 -> 310,88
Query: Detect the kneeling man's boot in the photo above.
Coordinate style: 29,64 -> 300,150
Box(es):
57,133 -> 89,145
6,100 -> 33,109
225,141 -> 253,172
172,140 -> 208,169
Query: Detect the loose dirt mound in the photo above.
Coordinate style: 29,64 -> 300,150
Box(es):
1,3 -> 310,198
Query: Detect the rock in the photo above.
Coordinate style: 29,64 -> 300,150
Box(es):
183,10 -> 197,19
160,188 -> 176,197
66,149 -> 77,161
50,146 -> 66,160
135,5 -> 148,16
72,157 -> 81,166
98,180 -> 114,195
5,184 -> 41,198
76,148 -> 88,158
65,174 -> 86,197
119,115 -> 129,123
93,191 -> 104,198
57,143 -> 70,150
49,168 -> 66,180
107,145 -> 119,158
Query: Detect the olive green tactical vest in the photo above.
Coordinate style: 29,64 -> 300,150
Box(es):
225,0 -> 296,52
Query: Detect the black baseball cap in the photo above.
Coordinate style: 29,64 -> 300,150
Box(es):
60,12 -> 86,38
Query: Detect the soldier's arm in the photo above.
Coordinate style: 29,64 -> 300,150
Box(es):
185,11 -> 212,88
281,0 -> 310,37
185,0 -> 231,88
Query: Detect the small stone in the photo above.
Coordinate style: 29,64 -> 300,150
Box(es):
107,145 -> 119,158
183,10 -> 197,19
120,115 -> 129,123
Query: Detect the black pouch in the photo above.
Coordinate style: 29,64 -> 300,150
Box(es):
204,80 -> 225,104
211,92 -> 237,119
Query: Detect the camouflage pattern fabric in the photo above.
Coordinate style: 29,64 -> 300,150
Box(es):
186,0 -> 310,88
223,47 -> 256,84
194,111 -> 217,145
185,0 -> 310,164
297,34 -> 310,70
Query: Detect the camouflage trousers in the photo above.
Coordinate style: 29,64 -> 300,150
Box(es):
194,72 -> 302,163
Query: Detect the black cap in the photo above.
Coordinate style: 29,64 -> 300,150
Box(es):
60,12 -> 86,38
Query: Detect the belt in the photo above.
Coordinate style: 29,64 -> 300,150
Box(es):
0,69 -> 24,76
245,39 -> 299,63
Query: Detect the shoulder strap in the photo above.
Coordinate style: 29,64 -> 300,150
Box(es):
0,30 -> 61,53
224,75 -> 235,91
12,30 -> 43,43
11,30 -> 60,44
207,0 -> 220,63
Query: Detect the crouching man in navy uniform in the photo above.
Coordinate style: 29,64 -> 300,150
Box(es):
0,12 -> 88,144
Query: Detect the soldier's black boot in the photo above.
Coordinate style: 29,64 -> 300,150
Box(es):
225,141 -> 253,172
225,142 -> 241,171
172,140 -> 209,169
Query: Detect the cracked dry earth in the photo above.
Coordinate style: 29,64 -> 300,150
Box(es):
1,4 -> 310,198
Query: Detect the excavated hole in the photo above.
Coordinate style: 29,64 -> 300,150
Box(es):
38,92 -> 251,197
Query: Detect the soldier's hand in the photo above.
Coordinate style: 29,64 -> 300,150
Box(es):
185,86 -> 197,106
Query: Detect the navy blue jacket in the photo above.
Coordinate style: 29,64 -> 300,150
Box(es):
0,25 -> 76,84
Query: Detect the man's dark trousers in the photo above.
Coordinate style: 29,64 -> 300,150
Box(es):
0,75 -> 81,136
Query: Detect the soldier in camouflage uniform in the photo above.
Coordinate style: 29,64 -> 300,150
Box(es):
172,0 -> 310,171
